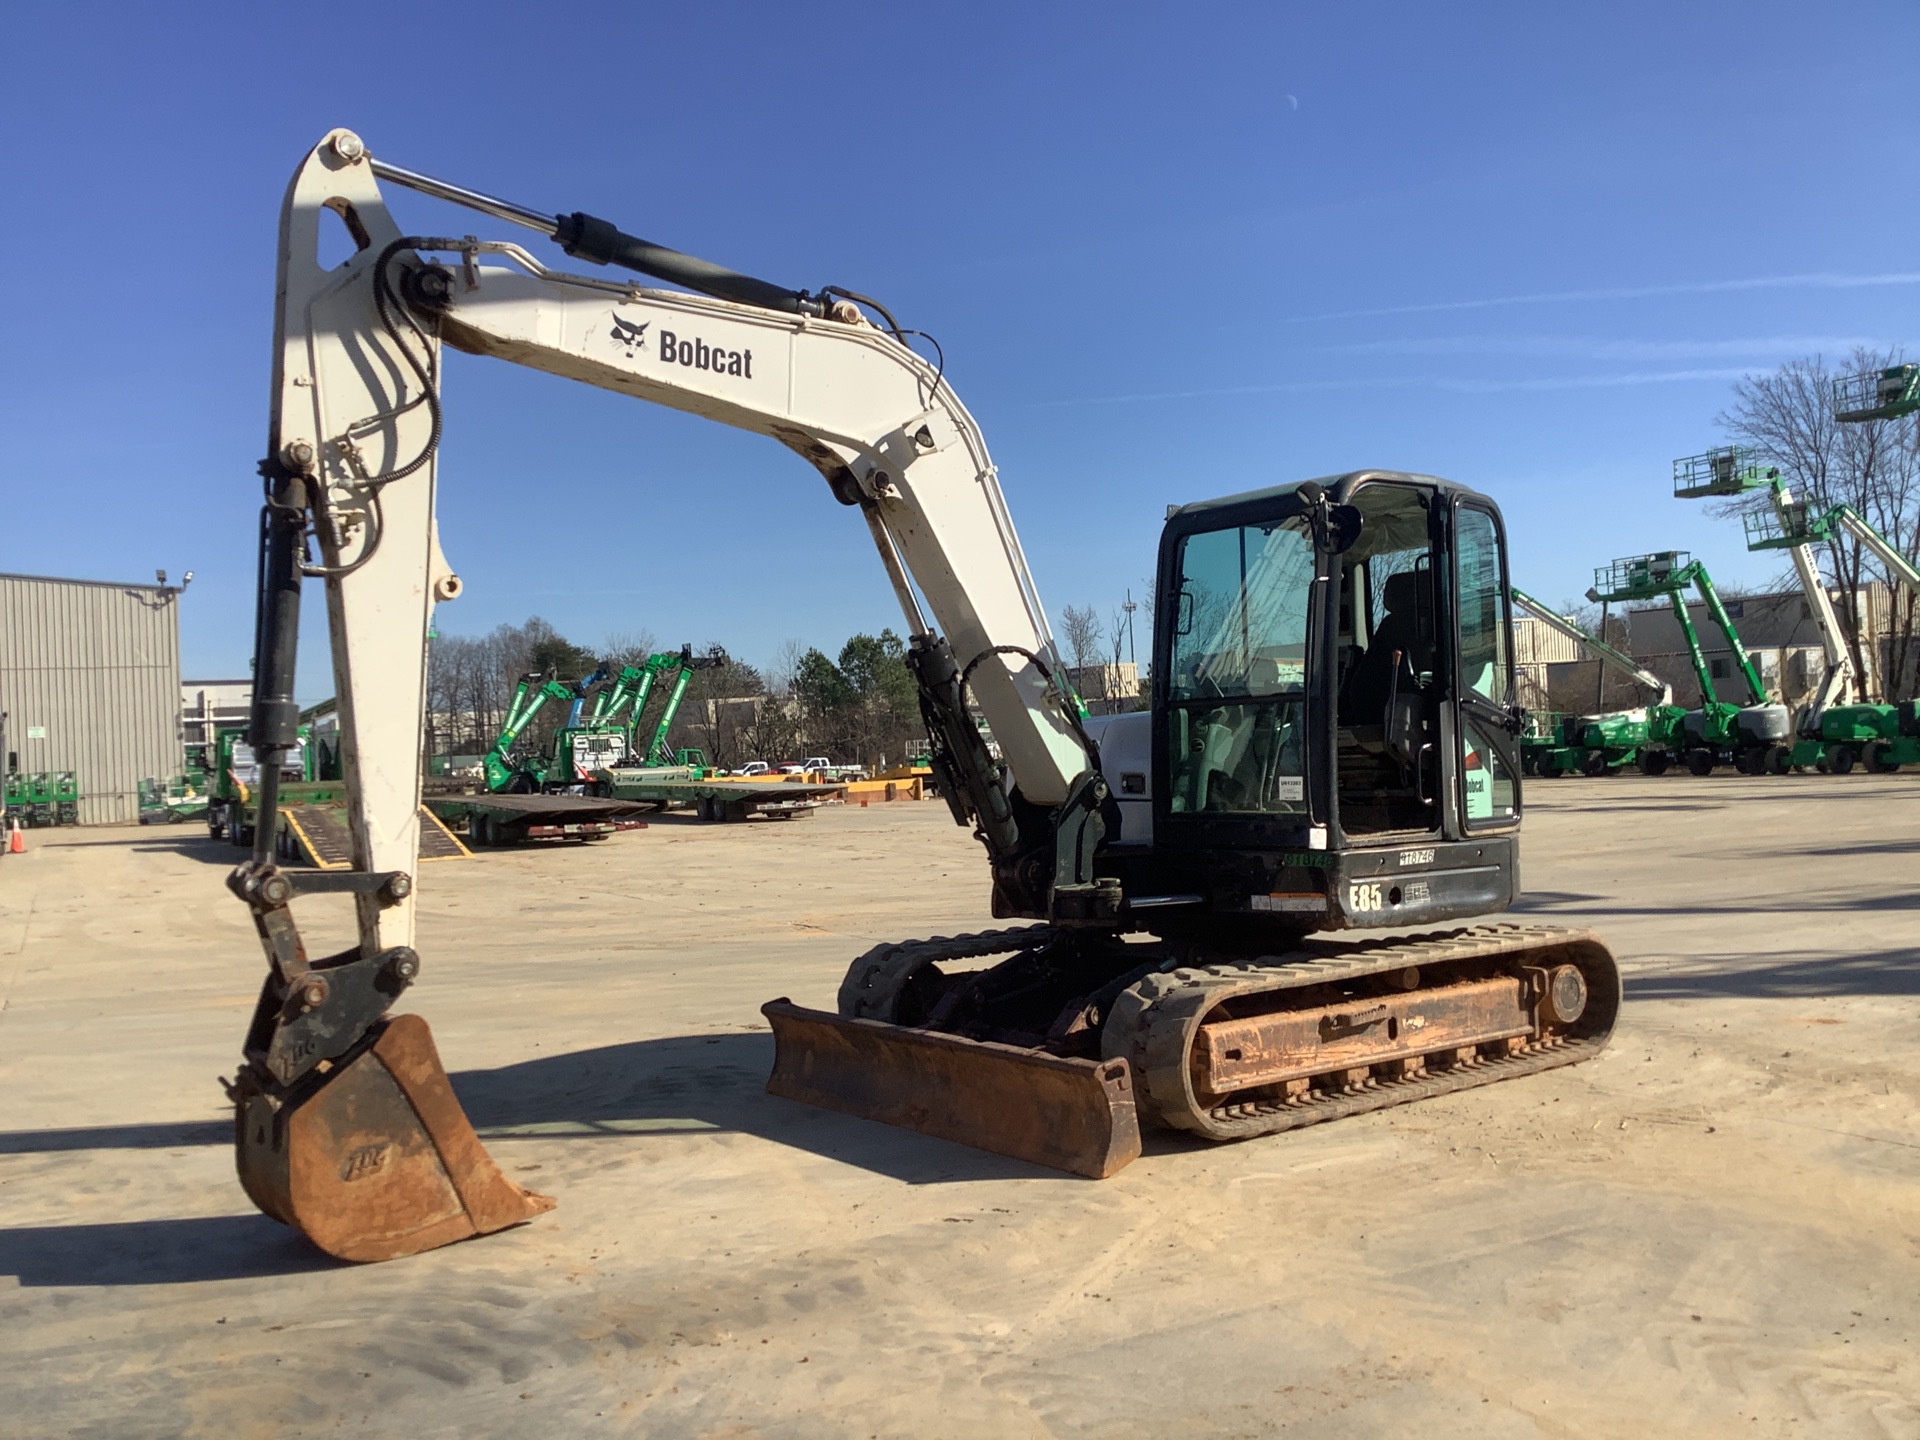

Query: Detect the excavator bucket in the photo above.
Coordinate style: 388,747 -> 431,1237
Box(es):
762,1000 -> 1141,1179
236,1014 -> 553,1262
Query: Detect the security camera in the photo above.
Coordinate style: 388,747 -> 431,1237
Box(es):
182,571 -> 194,588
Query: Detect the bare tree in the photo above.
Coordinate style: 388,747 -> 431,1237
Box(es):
1718,348 -> 1920,701
1059,603 -> 1107,703
601,629 -> 660,668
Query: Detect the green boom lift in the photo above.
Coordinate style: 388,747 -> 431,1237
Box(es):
1511,587 -> 1674,777
1824,369 -> 1920,768
1585,550 -> 1791,775
1833,363 -> 1920,424
1676,445 -> 1920,772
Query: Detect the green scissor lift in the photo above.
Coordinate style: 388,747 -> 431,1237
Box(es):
5,770 -> 80,827
1677,443 -> 1920,772
1585,550 -> 1791,775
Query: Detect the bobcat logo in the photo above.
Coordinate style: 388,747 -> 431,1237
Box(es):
609,314 -> 650,356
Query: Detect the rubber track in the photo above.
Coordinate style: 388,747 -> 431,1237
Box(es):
1103,923 -> 1618,1141
836,925 -> 1062,1021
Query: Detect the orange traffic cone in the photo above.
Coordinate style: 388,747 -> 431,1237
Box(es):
7,820 -> 24,854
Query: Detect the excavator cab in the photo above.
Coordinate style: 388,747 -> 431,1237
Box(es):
1132,472 -> 1523,935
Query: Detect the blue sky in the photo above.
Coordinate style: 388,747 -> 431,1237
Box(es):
4,2 -> 1916,697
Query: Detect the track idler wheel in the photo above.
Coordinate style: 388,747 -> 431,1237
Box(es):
235,1014 -> 553,1262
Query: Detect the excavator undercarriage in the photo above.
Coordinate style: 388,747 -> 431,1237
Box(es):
767,922 -> 1617,1178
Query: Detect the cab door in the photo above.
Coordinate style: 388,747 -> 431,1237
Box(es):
1451,500 -> 1522,830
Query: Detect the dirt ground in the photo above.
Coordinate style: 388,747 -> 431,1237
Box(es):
1,776 -> 1917,1439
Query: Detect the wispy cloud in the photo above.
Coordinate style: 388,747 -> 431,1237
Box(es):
1436,368 -> 1759,393
1289,273 -> 1920,323
1026,378 -> 1377,408
1032,369 -> 1754,407
1327,334 -> 1883,361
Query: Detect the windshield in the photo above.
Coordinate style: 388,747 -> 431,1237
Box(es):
1169,519 -> 1314,700
1165,516 -> 1315,814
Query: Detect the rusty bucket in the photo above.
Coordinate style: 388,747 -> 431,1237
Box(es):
236,1014 -> 553,1262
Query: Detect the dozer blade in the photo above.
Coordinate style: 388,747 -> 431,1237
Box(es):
762,1000 -> 1141,1179
236,1014 -> 553,1262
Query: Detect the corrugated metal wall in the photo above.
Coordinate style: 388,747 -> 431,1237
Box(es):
0,573 -> 184,825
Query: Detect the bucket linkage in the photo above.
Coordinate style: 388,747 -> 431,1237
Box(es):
225,861 -> 552,1262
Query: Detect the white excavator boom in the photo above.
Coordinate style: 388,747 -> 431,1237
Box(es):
270,131 -> 1086,948
229,129 -> 1104,1260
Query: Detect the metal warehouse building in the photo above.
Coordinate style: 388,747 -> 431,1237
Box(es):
0,572 -> 185,824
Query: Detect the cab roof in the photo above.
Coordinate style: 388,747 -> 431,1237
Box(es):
1165,470 -> 1494,523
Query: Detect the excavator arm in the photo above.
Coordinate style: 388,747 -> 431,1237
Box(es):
228,130 -> 1110,1260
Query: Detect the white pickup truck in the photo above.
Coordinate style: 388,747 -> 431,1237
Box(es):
794,756 -> 869,782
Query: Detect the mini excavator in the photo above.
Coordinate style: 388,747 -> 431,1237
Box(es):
228,131 -> 1619,1262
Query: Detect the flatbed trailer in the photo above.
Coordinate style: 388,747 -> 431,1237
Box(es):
275,802 -> 471,868
425,792 -> 651,847
597,765 -> 843,822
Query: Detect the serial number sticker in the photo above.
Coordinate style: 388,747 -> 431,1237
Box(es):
1398,849 -> 1435,867
1274,777 -> 1304,800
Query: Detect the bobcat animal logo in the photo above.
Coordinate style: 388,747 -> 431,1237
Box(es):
609,314 -> 650,356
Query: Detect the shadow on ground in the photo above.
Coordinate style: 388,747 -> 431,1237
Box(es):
1627,946 -> 1920,1000
1527,799 -> 1729,814
453,1030 -> 1143,1182
0,1033 -> 1070,1180
1518,888 -> 1920,917
0,1213 -> 337,1287
0,1029 -> 1147,1285
130,836 -> 244,867
1773,836 -> 1920,860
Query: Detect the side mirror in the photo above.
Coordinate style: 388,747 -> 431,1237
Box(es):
1322,504 -> 1363,554
1299,484 -> 1363,554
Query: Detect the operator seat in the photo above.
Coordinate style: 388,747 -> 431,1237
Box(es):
1343,570 -> 1432,723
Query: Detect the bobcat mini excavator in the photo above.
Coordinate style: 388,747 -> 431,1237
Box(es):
229,131 -> 1619,1262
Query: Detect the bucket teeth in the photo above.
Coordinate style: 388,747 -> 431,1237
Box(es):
237,1014 -> 552,1262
